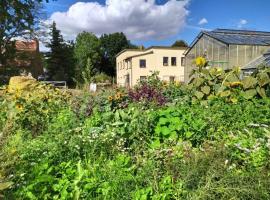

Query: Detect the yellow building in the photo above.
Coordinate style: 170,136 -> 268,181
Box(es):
116,46 -> 187,87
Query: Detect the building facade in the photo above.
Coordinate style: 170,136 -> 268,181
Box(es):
12,39 -> 43,77
184,29 -> 270,82
116,46 -> 187,87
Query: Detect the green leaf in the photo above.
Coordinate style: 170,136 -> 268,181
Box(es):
242,89 -> 257,99
219,90 -> 231,97
160,127 -> 171,137
201,86 -> 210,95
185,132 -> 193,139
0,182 -> 13,191
242,77 -> 257,89
159,117 -> 168,125
227,73 -> 239,82
193,77 -> 204,87
257,72 -> 270,87
256,86 -> 266,98
150,139 -> 161,149
194,91 -> 204,99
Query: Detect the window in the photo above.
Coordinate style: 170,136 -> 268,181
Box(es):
171,57 -> 177,66
163,57 -> 168,66
140,76 -> 147,81
169,76 -> 175,83
140,59 -> 146,68
181,57 -> 185,66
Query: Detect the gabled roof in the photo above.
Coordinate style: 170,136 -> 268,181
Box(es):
185,29 -> 270,55
204,29 -> 270,45
243,49 -> 270,69
116,46 -> 188,57
125,51 -> 154,60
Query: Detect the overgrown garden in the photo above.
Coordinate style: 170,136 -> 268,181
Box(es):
1,58 -> 270,199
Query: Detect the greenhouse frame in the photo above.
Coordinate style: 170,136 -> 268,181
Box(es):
184,29 -> 270,82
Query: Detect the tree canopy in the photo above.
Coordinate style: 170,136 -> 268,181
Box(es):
100,32 -> 137,76
171,40 -> 188,48
74,32 -> 101,84
46,21 -> 75,83
0,0 -> 48,66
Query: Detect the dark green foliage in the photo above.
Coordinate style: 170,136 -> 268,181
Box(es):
46,21 -> 75,83
0,0 -> 48,66
100,32 -> 136,76
171,40 -> 188,48
74,32 -> 101,85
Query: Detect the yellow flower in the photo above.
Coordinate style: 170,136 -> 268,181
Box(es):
216,67 -> 222,73
15,103 -> 23,111
195,56 -> 207,67
175,81 -> 181,86
114,92 -> 122,100
108,96 -> 113,101
162,81 -> 168,87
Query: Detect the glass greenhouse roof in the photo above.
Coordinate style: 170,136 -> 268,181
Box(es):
243,49 -> 270,69
203,29 -> 270,45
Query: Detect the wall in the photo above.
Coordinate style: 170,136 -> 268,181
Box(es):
116,49 -> 142,87
116,48 -> 186,87
131,48 -> 185,86
185,34 -> 270,83
228,45 -> 269,68
185,35 -> 229,82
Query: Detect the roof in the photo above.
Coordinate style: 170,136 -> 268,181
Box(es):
116,49 -> 142,57
125,51 -> 154,60
185,29 -> 270,55
204,29 -> 270,45
243,49 -> 270,69
15,39 -> 39,52
116,46 -> 188,58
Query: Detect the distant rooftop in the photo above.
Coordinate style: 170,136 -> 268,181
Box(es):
116,46 -> 188,57
203,29 -> 270,45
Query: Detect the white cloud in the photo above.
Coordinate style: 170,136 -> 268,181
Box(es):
237,19 -> 248,28
198,18 -> 208,25
48,0 -> 189,41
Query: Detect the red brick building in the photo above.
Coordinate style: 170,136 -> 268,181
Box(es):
11,39 -> 43,78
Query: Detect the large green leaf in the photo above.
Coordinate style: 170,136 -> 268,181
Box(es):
257,72 -> 270,87
193,77 -> 204,87
242,89 -> 257,99
242,77 -> 257,89
201,86 -> 211,95
256,86 -> 266,98
226,73 -> 240,82
194,91 -> 204,99
219,90 -> 231,97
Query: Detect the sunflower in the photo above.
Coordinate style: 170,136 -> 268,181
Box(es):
15,103 -> 24,111
115,92 -> 122,100
195,57 -> 207,67
108,96 -> 113,101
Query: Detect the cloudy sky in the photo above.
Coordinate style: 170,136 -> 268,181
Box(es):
42,0 -> 270,50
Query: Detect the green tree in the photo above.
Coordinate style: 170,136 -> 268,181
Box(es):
171,40 -> 188,48
100,32 -> 136,76
74,32 -> 101,84
0,0 -> 49,66
82,58 -> 95,84
46,21 -> 75,82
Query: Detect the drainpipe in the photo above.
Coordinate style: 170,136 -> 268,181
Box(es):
130,59 -> 133,87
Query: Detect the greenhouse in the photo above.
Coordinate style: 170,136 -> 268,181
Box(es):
184,29 -> 270,82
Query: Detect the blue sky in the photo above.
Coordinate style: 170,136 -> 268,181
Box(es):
43,0 -> 270,47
